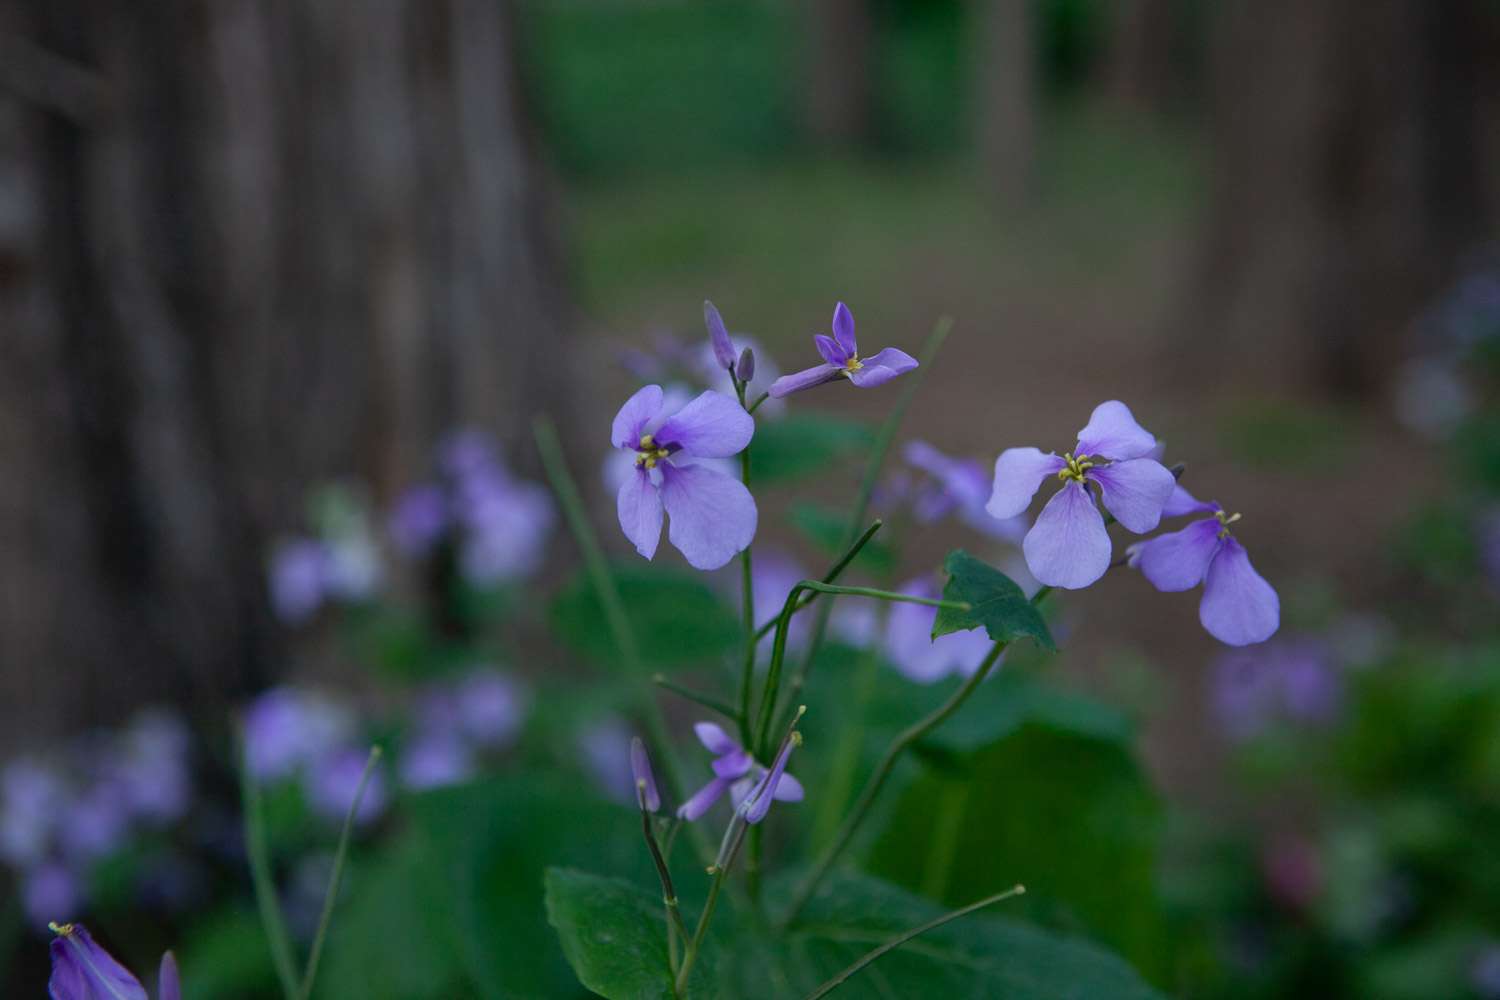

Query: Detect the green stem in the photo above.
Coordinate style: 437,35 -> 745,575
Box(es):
746,391 -> 770,415
782,640 -> 1007,929
640,796 -> 692,958
752,520 -> 884,641
654,674 -> 737,719
301,746 -> 382,1000
795,886 -> 1026,1000
676,818 -> 748,995
240,734 -> 300,1000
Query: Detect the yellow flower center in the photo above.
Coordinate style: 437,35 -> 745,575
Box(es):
49,923 -> 75,936
1216,509 -> 1241,539
843,355 -> 864,373
1055,452 -> 1096,484
635,433 -> 671,470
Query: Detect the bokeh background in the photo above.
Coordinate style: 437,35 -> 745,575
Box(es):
3,1 -> 1500,997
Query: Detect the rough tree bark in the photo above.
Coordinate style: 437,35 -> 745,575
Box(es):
0,0 -> 569,752
1175,0 -> 1497,396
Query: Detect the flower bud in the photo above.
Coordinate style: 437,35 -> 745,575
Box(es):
737,346 -> 755,383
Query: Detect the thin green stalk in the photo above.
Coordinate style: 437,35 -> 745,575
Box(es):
676,818 -> 747,995
301,746 -> 382,1000
240,734 -> 300,1000
807,632 -> 885,851
746,391 -> 770,415
782,640 -> 1007,928
654,674 -> 737,719
639,794 -> 692,957
795,886 -> 1026,1000
752,520 -> 884,642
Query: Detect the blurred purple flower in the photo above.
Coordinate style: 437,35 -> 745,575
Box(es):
456,476 -> 555,586
769,302 -> 918,397
1472,942 -> 1500,1000
60,781 -> 132,862
905,441 -> 1027,542
113,711 -> 192,826
577,716 -> 636,804
1211,638 -> 1342,740
613,385 -> 758,570
24,864 -> 81,929
885,576 -> 996,684
454,668 -> 526,748
987,401 -> 1176,589
242,687 -> 354,784
0,760 -> 65,867
268,539 -> 333,625
387,483 -> 449,557
399,734 -> 475,791
306,748 -> 387,826
737,549 -> 811,661
677,723 -> 803,822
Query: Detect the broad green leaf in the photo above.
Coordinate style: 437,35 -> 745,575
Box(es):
175,908 -> 281,1000
748,414 -> 874,485
544,869 -> 677,1000
868,726 -> 1168,982
718,870 -> 1168,999
933,550 -> 1056,652
548,562 -> 738,670
920,669 -> 1134,752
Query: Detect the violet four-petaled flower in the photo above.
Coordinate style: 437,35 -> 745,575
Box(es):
767,302 -> 918,397
48,922 -> 179,1000
1132,488 -> 1280,646
986,401 -> 1176,589
677,723 -> 803,822
613,385 -> 758,571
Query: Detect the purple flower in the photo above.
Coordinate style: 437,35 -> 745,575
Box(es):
453,668 -> 526,748
1211,639 -> 1339,739
60,781 -> 131,862
1473,942 -> 1500,1000
306,748 -> 387,826
268,539 -> 333,625
704,300 -> 739,374
613,385 -> 758,571
577,716 -> 636,804
987,401 -> 1176,590
741,731 -> 799,825
677,723 -> 803,821
735,549 -> 812,661
242,687 -> 354,784
399,734 -> 475,791
904,441 -> 1027,542
885,577 -> 998,684
630,738 -> 660,812
768,302 -> 918,397
25,864 -> 82,929
387,483 -> 449,557
1135,490 -> 1280,646
1,760 -> 65,867
48,923 -> 150,1000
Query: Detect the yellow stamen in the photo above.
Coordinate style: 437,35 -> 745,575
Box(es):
844,356 -> 864,372
1216,510 -> 1242,538
49,922 -> 74,936
1055,452 -> 1096,483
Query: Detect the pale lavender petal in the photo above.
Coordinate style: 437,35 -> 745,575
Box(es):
847,347 -> 919,388
693,721 -> 740,755
1200,537 -> 1280,646
658,463 -> 758,570
159,953 -> 181,1000
710,749 -> 755,778
629,738 -> 660,812
611,384 -> 664,449
771,772 -> 804,801
677,776 -> 732,821
1074,400 -> 1158,461
768,364 -> 843,398
744,736 -> 797,824
1022,480 -> 1112,589
704,300 -> 736,371
616,468 -> 663,561
49,924 -> 149,1000
1162,485 -> 1220,518
832,301 -> 858,357
1088,458 -> 1176,534
654,390 -> 754,458
1137,519 -> 1222,592
986,447 -> 1067,519
815,334 -> 847,366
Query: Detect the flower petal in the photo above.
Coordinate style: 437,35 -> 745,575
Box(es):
677,776 -> 732,821
616,467 -> 663,561
693,721 -> 741,755
630,738 -> 660,812
49,925 -> 149,1000
1022,480 -> 1112,589
1089,458 -> 1176,533
658,463 -> 758,570
710,749 -> 755,779
814,333 -> 847,366
159,953 -> 181,1000
847,347 -> 919,387
704,300 -> 737,371
744,737 -> 798,824
1161,485 -> 1220,518
772,772 -> 804,801
1136,518 -> 1222,592
611,384 -> 664,449
832,301 -> 858,357
986,447 -> 1067,519
1074,400 -> 1158,461
654,390 -> 754,458
768,364 -> 843,398
1200,537 -> 1280,646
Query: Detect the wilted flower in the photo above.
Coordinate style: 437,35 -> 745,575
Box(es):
630,738 -> 660,812
768,302 -> 918,397
987,401 -> 1176,589
678,723 -> 803,821
613,385 -> 757,570
1134,488 -> 1279,646
47,922 -> 180,1000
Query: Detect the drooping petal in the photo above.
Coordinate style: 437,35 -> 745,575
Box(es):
611,384 -> 664,449
1136,518 -> 1222,592
710,749 -> 755,779
1161,485 -> 1220,518
704,300 -> 737,371
814,334 -> 847,366
658,463 -> 758,570
986,447 -> 1068,519
771,771 -> 804,801
616,468 -> 664,561
48,924 -> 149,1000
767,363 -> 843,398
654,390 -> 754,458
831,301 -> 859,357
677,776 -> 732,821
630,738 -> 660,812
847,347 -> 919,388
1088,458 -> 1176,533
159,953 -> 180,1000
1022,480 -> 1112,589
1074,400 -> 1158,461
1200,536 -> 1280,646
693,721 -> 740,756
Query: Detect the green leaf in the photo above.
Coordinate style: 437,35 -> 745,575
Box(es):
920,670 -> 1135,753
932,550 -> 1056,652
718,870 -> 1167,999
748,414 -> 874,486
544,870 -> 676,1000
868,726 -> 1168,983
548,562 -> 738,670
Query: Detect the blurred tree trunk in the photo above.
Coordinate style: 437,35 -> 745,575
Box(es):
1175,0 -> 1497,396
973,0 -> 1036,210
0,0 -> 569,751
806,0 -> 873,148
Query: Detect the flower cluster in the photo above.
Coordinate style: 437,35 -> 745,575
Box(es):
268,485 -> 383,625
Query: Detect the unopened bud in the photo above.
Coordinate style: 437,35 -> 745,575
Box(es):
736,346 -> 755,383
